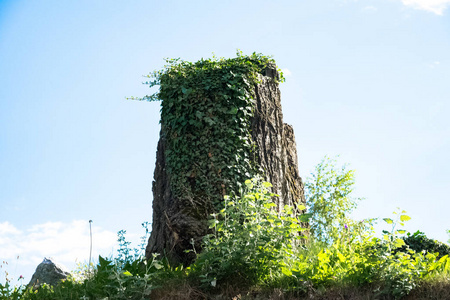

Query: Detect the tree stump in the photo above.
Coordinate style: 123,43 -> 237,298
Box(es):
145,56 -> 305,265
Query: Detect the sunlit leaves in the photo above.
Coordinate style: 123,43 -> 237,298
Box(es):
305,156 -> 362,243
394,238 -> 406,248
400,215 -> 411,222
384,218 -> 394,224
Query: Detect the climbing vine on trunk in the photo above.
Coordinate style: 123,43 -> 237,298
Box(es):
138,52 -> 285,210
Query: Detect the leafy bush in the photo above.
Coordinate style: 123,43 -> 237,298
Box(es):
401,230 -> 450,259
190,178 -> 307,288
286,208 -> 450,299
188,174 -> 450,298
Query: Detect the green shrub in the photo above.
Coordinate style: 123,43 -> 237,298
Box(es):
286,209 -> 450,299
190,178 -> 307,289
401,230 -> 450,259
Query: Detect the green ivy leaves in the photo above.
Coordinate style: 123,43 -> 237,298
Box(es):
142,52 -> 282,211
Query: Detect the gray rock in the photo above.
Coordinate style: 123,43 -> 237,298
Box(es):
28,257 -> 70,287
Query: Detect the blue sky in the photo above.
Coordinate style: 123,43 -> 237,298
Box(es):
1,0 -> 449,284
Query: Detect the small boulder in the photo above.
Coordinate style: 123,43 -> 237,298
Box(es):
28,257 -> 70,287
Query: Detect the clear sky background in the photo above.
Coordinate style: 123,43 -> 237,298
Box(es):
1,0 -> 449,285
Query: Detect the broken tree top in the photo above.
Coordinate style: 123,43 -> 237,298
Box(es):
139,52 -> 305,265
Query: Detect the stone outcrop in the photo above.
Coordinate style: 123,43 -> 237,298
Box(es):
146,65 -> 305,266
28,257 -> 70,287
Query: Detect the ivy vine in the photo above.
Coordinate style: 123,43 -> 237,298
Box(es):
136,51 -> 285,213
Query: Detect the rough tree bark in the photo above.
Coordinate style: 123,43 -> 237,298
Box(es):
252,67 -> 304,211
145,66 -> 305,265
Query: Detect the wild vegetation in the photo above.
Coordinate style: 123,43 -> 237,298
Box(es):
2,54 -> 449,299
2,157 -> 450,299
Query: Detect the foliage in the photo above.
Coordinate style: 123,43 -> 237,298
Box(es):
133,52 -> 284,213
189,178 -> 307,288
16,254 -> 166,300
285,209 -> 450,299
115,221 -> 151,270
0,222 -> 168,300
304,156 -> 362,244
399,230 -> 450,259
0,280 -> 25,300
2,160 -> 450,299
0,258 -> 25,300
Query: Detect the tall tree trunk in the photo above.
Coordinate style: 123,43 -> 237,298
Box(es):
145,65 -> 305,266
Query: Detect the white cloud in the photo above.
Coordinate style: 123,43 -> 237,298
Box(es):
0,220 -> 117,284
0,221 -> 22,235
400,0 -> 450,15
